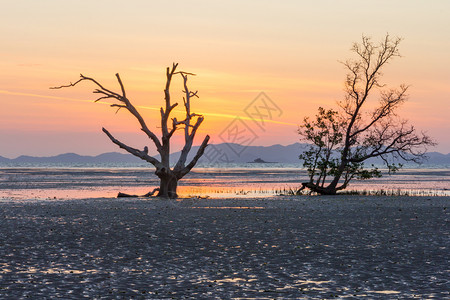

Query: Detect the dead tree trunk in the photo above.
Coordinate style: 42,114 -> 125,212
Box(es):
52,63 -> 209,198
156,169 -> 178,198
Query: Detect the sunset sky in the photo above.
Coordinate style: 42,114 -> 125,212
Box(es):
1,0 -> 449,158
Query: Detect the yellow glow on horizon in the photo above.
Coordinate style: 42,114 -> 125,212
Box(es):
0,89 -> 298,128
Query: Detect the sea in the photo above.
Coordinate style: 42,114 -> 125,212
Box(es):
0,162 -> 449,200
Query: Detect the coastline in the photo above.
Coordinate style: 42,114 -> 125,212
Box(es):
1,167 -> 449,200
1,196 -> 448,298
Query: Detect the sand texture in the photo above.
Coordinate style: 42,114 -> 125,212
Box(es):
0,196 -> 449,299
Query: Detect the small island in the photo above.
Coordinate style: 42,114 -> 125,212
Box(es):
248,158 -> 277,163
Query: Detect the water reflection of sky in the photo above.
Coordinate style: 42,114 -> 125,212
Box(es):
0,167 -> 449,200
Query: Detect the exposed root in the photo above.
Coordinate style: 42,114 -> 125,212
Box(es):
117,188 -> 160,198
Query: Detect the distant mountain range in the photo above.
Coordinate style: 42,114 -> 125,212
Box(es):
0,143 -> 449,166
0,152 -> 142,164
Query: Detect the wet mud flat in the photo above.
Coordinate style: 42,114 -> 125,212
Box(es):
0,196 -> 449,299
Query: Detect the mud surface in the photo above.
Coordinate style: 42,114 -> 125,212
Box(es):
1,196 -> 449,299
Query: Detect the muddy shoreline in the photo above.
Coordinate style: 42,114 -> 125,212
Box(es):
1,196 -> 449,298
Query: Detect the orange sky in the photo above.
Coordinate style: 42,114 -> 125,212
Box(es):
1,0 -> 449,158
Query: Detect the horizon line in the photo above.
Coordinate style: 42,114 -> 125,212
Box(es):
1,142 -> 449,160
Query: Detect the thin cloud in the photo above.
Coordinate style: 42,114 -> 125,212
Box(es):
17,63 -> 42,67
1,89 -> 297,126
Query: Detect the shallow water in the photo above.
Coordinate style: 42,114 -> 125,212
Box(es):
0,166 -> 449,200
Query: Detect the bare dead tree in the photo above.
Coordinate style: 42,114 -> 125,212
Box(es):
52,63 -> 210,198
298,34 -> 436,195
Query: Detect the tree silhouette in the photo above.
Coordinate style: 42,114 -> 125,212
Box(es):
52,63 -> 209,198
298,34 -> 435,195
